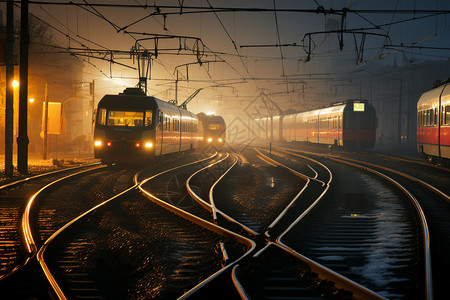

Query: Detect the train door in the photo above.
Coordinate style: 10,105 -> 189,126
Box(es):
157,111 -> 164,155
338,115 -> 341,146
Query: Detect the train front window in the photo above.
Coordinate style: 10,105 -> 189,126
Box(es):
208,123 -> 222,131
107,111 -> 145,127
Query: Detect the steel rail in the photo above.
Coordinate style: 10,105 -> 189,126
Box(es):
274,147 -> 433,299
186,153 -> 259,237
326,156 -> 433,300
34,154 -> 217,300
138,157 -> 256,300
0,162 -> 102,191
185,153 -> 230,212
21,165 -> 107,253
253,148 -> 387,299
329,154 -> 450,203
253,148 -> 327,234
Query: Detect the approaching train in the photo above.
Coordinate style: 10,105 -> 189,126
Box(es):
197,112 -> 226,148
93,88 -> 199,163
417,80 -> 450,166
253,99 -> 377,150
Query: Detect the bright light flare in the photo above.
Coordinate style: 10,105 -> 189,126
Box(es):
218,138 -> 223,142
145,142 -> 153,148
29,98 -> 35,103
207,138 -> 213,143
94,140 -> 102,147
12,80 -> 19,88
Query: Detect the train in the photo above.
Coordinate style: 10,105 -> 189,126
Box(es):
252,99 -> 377,150
197,112 -> 226,148
417,80 -> 450,166
93,88 -> 199,163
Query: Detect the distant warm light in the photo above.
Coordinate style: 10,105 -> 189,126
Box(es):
207,138 -> 213,143
145,142 -> 153,148
205,112 -> 215,116
94,140 -> 102,147
12,80 -> 19,88
135,142 -> 141,148
29,98 -> 35,104
218,138 -> 223,142
107,142 -> 112,147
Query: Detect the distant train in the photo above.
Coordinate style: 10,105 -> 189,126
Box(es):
252,100 -> 377,150
417,80 -> 450,166
197,112 -> 226,148
93,88 -> 199,163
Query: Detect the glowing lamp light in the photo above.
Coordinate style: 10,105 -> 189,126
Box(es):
218,138 -> 223,142
12,80 -> 19,88
94,140 -> 102,147
135,142 -> 141,148
145,142 -> 153,148
207,138 -> 213,143
29,98 -> 35,104
107,142 -> 112,147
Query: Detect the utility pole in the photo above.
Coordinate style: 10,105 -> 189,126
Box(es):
5,0 -> 14,177
43,82 -> 48,160
18,0 -> 29,174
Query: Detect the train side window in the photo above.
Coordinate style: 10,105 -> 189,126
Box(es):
97,108 -> 107,125
433,108 -> 437,125
145,110 -> 152,127
444,106 -> 450,125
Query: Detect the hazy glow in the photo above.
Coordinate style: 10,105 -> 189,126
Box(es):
205,112 -> 215,116
12,80 -> 19,88
29,98 -> 35,103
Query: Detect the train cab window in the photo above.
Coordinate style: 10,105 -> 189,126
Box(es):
208,123 -> 222,130
145,110 -> 153,127
97,108 -> 107,125
107,111 -> 144,127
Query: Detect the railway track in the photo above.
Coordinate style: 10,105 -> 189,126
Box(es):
264,147 -> 436,299
0,146 -> 444,299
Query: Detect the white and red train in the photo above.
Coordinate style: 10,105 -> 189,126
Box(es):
93,88 -> 199,163
197,112 -> 226,148
417,81 -> 450,166
252,100 -> 377,150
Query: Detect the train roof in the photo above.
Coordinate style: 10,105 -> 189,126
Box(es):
97,88 -> 196,117
417,83 -> 450,109
197,113 -> 225,123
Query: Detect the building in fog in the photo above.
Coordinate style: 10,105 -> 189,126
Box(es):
1,10 -> 88,158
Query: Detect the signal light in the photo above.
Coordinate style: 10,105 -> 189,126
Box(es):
107,142 -> 112,147
135,143 -> 141,148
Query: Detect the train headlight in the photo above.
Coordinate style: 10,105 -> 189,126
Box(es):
145,142 -> 153,148
218,138 -> 223,142
207,138 -> 213,143
94,140 -> 102,147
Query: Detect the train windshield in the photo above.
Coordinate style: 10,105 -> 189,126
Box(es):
97,109 -> 153,127
208,123 -> 223,131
